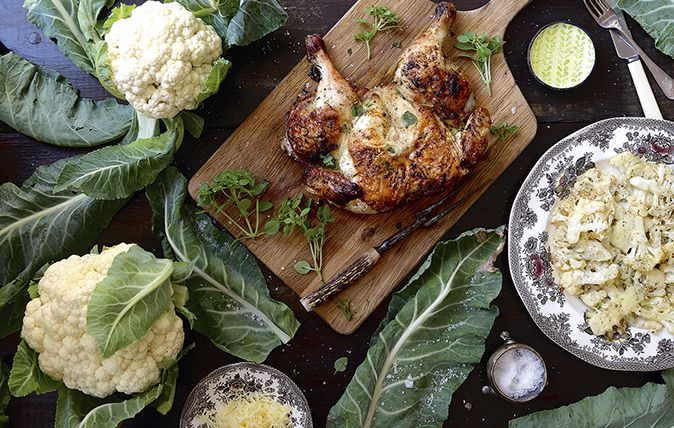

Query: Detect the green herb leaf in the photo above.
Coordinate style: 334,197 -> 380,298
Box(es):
174,0 -> 288,49
391,40 -> 401,48
87,245 -> 174,358
454,32 -> 504,95
336,297 -> 353,321
294,260 -> 312,275
510,369 -> 674,428
277,196 -> 335,283
23,0 -> 95,73
8,340 -> 60,397
327,228 -> 505,427
334,357 -> 348,374
351,104 -> 366,117
0,157 -> 127,286
402,111 -> 418,127
320,153 -> 336,169
0,53 -> 133,147
619,0 -> 674,59
147,167 -> 300,363
490,121 -> 519,141
264,219 -> 281,235
54,114 -> 181,199
354,5 -> 401,60
197,169 -> 274,240
259,200 -> 274,212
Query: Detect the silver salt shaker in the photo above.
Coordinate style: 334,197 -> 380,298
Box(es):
482,331 -> 547,402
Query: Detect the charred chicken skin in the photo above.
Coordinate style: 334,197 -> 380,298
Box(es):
283,2 -> 491,213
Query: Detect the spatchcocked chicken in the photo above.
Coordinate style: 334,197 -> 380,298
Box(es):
282,2 -> 491,214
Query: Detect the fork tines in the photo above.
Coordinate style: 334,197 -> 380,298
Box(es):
583,0 -> 610,18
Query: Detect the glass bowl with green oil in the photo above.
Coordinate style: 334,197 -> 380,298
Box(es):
528,22 -> 596,90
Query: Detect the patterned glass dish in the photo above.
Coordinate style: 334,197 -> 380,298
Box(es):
528,22 -> 595,90
180,362 -> 313,427
509,117 -> 674,371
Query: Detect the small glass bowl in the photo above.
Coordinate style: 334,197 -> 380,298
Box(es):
527,22 -> 596,90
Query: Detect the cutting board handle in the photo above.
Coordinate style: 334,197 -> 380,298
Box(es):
470,0 -> 533,35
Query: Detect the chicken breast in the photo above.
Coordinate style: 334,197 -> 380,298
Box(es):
283,2 -> 491,213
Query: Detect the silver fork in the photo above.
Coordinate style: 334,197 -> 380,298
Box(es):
583,0 -> 674,100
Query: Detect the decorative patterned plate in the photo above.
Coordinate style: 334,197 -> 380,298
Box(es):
509,117 -> 674,371
180,362 -> 313,427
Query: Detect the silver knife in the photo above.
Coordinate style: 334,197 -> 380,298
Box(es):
606,0 -> 662,119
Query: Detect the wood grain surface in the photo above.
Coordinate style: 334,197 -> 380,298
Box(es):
189,0 -> 537,334
3,0 -> 674,426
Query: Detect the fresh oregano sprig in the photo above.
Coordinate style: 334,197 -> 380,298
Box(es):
490,121 -> 519,141
455,32 -> 505,95
272,194 -> 336,283
197,170 -> 276,240
355,6 -> 401,61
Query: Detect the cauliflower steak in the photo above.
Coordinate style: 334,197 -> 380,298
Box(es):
283,2 -> 491,213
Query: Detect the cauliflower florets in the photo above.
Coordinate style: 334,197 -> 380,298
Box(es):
550,153 -> 674,336
105,1 -> 223,119
21,243 -> 184,398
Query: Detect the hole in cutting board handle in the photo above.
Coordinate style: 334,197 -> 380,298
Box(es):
451,0 -> 490,12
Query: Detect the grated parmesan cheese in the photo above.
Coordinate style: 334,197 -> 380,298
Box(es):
200,392 -> 292,428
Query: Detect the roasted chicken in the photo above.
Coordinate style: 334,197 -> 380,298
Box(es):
283,2 -> 491,213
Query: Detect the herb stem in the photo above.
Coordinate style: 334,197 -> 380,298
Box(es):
254,199 -> 261,237
221,210 -> 253,239
197,170 -> 274,240
355,6 -> 400,61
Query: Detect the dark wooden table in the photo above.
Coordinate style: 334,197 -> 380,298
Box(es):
2,0 -> 673,426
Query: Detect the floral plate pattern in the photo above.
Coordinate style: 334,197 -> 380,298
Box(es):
508,117 -> 674,371
180,362 -> 313,427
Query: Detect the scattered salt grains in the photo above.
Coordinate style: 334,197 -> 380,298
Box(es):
404,375 -> 414,389
493,348 -> 545,400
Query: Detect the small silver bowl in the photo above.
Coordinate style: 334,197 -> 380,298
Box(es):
483,331 -> 547,402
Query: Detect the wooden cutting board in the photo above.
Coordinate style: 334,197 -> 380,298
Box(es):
189,0 -> 537,334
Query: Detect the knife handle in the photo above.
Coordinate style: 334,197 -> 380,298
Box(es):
628,60 -> 663,120
300,248 -> 381,312
614,30 -> 674,100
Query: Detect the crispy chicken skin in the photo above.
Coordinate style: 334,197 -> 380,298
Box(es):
393,2 -> 475,128
283,2 -> 491,214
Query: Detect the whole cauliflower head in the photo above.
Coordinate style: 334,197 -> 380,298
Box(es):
105,1 -> 223,119
21,243 -> 184,398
